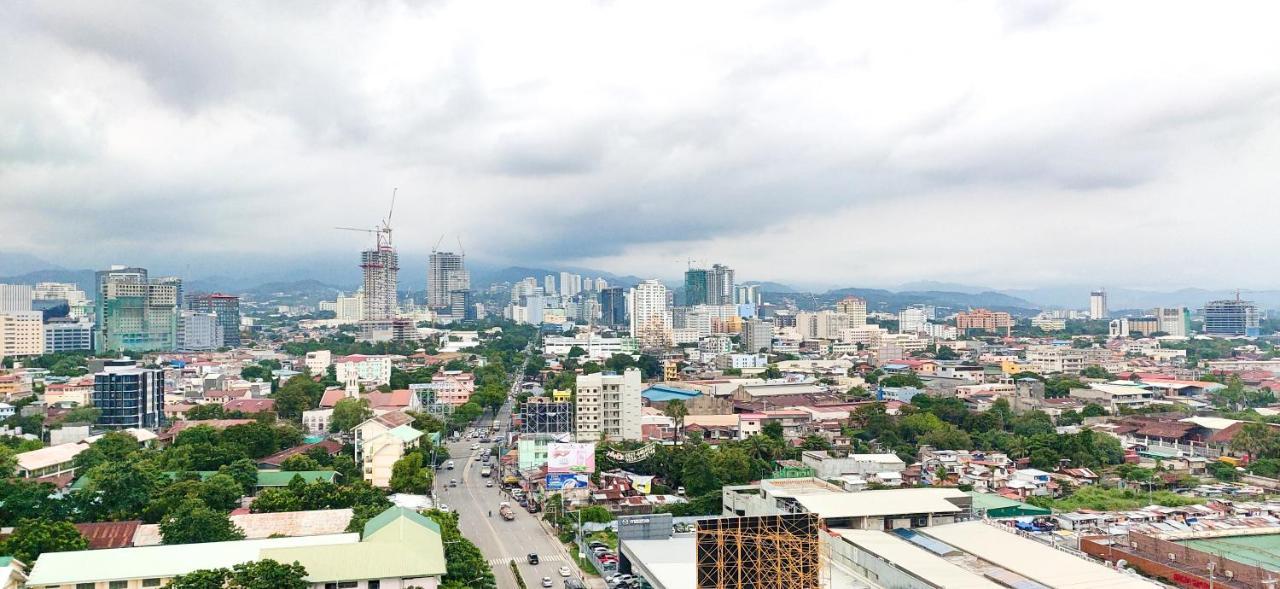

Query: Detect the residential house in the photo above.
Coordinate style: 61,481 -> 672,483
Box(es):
354,411 -> 423,488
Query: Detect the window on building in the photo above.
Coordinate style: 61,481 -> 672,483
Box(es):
110,582 -> 129,589
143,579 -> 163,587
77,584 -> 95,589
368,582 -> 381,589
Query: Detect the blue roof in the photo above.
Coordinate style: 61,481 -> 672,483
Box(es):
641,385 -> 701,402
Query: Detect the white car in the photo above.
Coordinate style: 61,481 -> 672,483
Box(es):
542,577 -> 554,588
558,566 -> 572,577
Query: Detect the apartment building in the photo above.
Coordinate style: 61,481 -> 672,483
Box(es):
575,368 -> 642,442
353,411 -> 423,488
334,354 -> 393,387
0,311 -> 44,360
954,308 -> 1013,332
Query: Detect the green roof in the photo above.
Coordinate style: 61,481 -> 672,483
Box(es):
261,507 -> 446,582
0,556 -> 13,567
388,424 -> 424,443
966,491 -> 1051,517
70,470 -> 337,491
363,506 -> 441,539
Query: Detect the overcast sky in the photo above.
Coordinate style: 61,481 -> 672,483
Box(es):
2,1 -> 1279,290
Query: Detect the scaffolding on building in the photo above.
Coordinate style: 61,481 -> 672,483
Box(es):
522,399 -> 574,434
696,513 -> 821,589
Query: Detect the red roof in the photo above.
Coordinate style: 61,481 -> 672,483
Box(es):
160,419 -> 256,440
224,398 -> 276,413
75,521 -> 141,549
319,389 -> 348,408
258,439 -> 344,467
366,390 -> 413,409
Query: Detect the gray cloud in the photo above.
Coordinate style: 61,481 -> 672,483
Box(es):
2,0 -> 1279,289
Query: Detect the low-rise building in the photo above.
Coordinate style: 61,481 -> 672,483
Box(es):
354,411 -> 423,488
25,506 -> 447,589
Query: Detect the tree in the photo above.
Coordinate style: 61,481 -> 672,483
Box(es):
762,421 -> 784,441
330,398 -> 373,433
79,459 -> 164,521
273,375 -> 323,420
880,372 -> 925,388
0,479 -> 67,525
73,430 -> 138,472
280,454 -> 322,471
1231,422 -> 1280,460
664,400 -> 688,444
1081,365 -> 1112,379
58,405 -> 101,424
0,519 -> 88,564
170,560 -> 309,589
763,365 -> 782,379
161,499 -> 246,545
0,445 -> 14,476
186,403 -> 227,420
218,458 -> 259,495
1081,403 -> 1109,417
710,446 -> 753,485
389,451 -> 434,494
199,473 -> 248,511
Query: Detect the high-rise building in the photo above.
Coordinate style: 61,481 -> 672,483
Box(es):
707,264 -> 735,305
448,289 -> 476,321
0,284 -> 33,312
544,275 -> 557,297
836,296 -> 867,327
1203,298 -> 1261,336
599,287 -> 627,327
898,307 -> 929,334
559,272 -> 582,298
427,251 -> 469,311
742,317 -> 774,353
361,245 -> 399,321
94,266 -> 181,352
1090,289 -> 1108,320
1154,307 -> 1191,338
93,358 -> 164,429
187,293 -> 241,347
179,310 -> 223,351
629,280 -> 671,348
0,311 -> 44,359
684,268 -> 709,306
43,318 -> 93,353
335,291 -> 365,323
575,368 -> 642,441
734,284 -> 762,306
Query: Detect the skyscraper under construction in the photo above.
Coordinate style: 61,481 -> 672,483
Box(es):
362,245 -> 399,321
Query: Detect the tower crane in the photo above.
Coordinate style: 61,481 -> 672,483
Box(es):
335,188 -> 397,249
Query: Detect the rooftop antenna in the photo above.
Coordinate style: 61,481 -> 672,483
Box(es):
456,235 -> 465,257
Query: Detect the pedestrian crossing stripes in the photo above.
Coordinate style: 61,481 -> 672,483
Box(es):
487,555 -> 565,566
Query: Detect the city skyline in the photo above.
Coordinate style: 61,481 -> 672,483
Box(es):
3,2 -> 1280,289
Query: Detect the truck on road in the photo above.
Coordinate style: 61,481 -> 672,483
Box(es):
499,504 -> 515,521
480,466 -> 493,477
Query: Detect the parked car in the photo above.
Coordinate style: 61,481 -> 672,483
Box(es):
528,553 -> 540,565
589,541 -> 609,549
558,566 -> 572,577
542,577 -> 554,588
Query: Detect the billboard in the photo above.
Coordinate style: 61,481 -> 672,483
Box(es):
547,442 -> 596,473
546,473 -> 590,491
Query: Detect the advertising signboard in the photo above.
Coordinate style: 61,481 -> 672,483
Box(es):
547,442 -> 596,473
546,473 -> 590,490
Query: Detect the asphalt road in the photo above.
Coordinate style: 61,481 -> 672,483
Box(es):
435,369 -> 596,589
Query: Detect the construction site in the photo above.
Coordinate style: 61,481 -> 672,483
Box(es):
695,514 -> 821,589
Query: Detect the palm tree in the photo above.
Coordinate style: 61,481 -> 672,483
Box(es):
664,400 -> 689,445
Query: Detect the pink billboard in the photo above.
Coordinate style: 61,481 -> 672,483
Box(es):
547,442 -> 596,473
